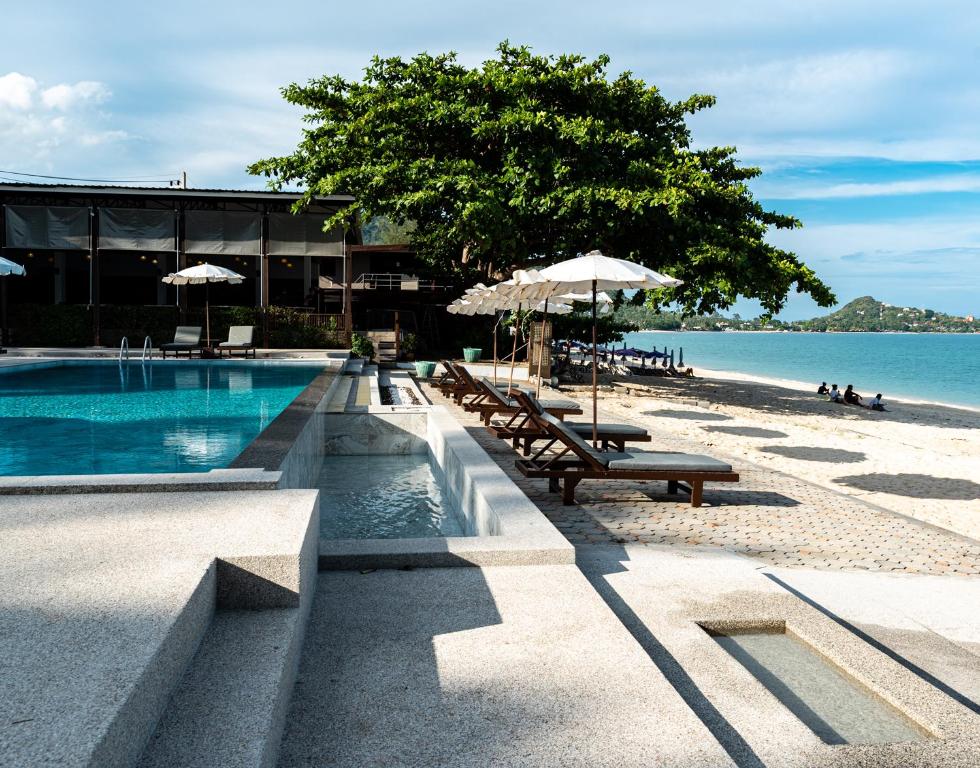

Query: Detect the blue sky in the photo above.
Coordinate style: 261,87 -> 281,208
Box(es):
1,1 -> 978,319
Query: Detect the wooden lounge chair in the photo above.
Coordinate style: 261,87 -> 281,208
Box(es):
159,326 -> 203,358
432,360 -> 466,397
515,406 -> 738,506
215,325 -> 255,358
464,376 -> 581,425
491,390 -> 652,455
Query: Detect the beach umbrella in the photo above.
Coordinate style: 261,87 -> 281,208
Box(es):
162,263 -> 245,347
499,251 -> 682,445
449,281 -> 613,393
0,257 -> 26,351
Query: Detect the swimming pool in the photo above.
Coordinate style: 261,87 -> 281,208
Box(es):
0,361 -> 325,476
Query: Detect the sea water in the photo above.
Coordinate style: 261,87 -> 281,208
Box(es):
622,331 -> 980,409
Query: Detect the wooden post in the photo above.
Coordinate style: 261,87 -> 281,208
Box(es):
535,301 -> 549,397
507,303 -> 521,391
394,310 -> 400,360
346,246 -> 354,337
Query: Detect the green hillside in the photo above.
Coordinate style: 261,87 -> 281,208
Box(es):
614,296 -> 979,333
795,297 -> 979,333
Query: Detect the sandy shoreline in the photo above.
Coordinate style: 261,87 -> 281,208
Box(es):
560,365 -> 980,542
695,365 -> 980,414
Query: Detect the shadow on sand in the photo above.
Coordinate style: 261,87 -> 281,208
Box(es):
759,445 -> 866,464
703,425 -> 789,439
833,473 -> 980,500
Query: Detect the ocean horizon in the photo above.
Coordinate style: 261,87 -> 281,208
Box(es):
622,330 -> 980,409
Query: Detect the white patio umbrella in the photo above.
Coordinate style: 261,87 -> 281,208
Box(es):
0,257 -> 26,351
499,251 -> 683,444
162,263 -> 245,347
0,256 -> 26,276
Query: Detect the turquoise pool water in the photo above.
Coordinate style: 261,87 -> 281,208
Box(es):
0,361 -> 324,476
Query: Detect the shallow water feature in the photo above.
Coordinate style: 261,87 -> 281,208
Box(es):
316,453 -> 466,539
709,629 -> 928,745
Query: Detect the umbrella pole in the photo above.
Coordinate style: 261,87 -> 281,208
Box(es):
493,310 -> 502,387
535,299 -> 548,397
205,282 -> 211,349
508,303 -> 520,392
591,279 -> 598,447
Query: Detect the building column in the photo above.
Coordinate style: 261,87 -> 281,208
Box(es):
54,253 -> 66,304
90,207 -> 101,346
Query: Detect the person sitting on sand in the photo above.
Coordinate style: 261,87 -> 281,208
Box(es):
828,384 -> 843,403
868,393 -> 887,411
843,384 -> 863,406
817,382 -> 829,394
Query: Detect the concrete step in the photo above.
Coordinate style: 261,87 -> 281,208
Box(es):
343,358 -> 364,375
325,377 -> 353,413
136,606 -> 309,768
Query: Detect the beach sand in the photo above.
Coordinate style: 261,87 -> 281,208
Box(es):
556,366 -> 980,542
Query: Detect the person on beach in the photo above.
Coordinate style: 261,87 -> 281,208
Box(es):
817,382 -> 829,394
844,384 -> 864,406
828,384 -> 844,403
869,393 -> 887,411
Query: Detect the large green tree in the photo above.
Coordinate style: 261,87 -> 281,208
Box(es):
250,42 -> 835,315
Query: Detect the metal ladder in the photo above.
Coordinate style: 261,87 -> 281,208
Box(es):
141,336 -> 153,363
118,337 -> 129,364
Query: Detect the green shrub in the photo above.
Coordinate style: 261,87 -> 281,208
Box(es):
350,333 -> 374,359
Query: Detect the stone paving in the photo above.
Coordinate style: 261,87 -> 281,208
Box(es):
443,396 -> 980,577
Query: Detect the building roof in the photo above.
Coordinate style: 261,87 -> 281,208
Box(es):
0,182 -> 354,204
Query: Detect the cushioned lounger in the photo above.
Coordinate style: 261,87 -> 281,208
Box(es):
216,325 -> 255,358
464,376 -> 581,425
514,401 -> 738,506
159,326 -> 203,358
488,390 -> 652,454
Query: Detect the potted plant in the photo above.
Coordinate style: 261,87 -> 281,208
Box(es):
350,333 -> 374,361
401,332 -> 418,361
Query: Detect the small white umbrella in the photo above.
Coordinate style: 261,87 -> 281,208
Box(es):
500,251 -> 683,444
0,257 -> 26,351
162,263 -> 245,347
0,257 -> 27,277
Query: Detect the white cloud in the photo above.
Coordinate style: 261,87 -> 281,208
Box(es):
0,72 -> 38,110
41,80 -> 110,110
0,72 -> 124,168
756,173 -> 980,200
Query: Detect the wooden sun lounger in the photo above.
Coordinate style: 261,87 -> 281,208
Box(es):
430,360 -> 460,393
513,397 -> 738,506
463,376 -> 581,426
489,390 -> 652,455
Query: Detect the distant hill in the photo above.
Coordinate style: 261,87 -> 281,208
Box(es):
614,296 -> 979,333
795,297 -> 979,333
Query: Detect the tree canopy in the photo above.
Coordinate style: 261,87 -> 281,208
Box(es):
250,42 -> 835,315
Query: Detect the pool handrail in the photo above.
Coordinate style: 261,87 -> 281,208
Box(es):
118,336 -> 129,365
142,336 -> 152,364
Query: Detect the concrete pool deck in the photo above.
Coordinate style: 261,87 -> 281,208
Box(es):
0,489 -> 318,768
